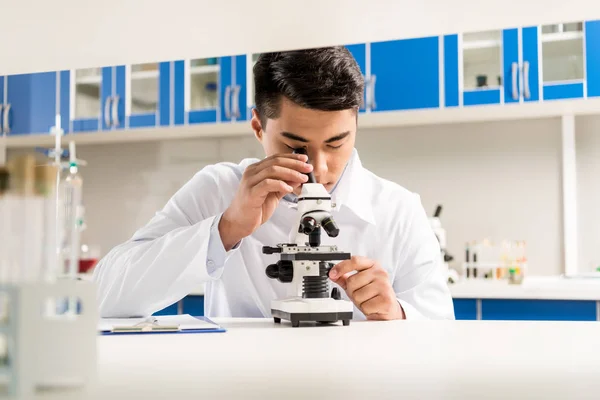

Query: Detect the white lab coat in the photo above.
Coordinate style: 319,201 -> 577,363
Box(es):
92,149 -> 455,320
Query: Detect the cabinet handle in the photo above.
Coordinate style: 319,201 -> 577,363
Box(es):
3,104 -> 10,134
224,85 -> 232,120
370,75 -> 377,110
361,75 -> 367,110
112,95 -> 120,127
104,96 -> 112,127
0,104 -> 3,133
511,62 -> 518,100
523,61 -> 530,100
232,85 -> 241,119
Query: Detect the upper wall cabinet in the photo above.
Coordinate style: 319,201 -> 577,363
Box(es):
0,73 -> 60,136
444,19 -> 600,107
126,62 -> 171,128
370,37 -> 440,112
174,55 -> 247,125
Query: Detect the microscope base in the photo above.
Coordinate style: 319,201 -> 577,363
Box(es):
271,298 -> 353,327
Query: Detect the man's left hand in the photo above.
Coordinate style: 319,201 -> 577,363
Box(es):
329,256 -> 405,320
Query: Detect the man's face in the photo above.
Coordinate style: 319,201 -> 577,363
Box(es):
251,97 -> 357,194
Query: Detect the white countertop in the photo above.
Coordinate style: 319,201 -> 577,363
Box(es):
30,318 -> 600,400
450,276 -> 600,300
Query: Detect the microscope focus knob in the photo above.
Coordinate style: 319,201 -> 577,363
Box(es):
265,264 -> 279,279
265,260 -> 294,283
331,287 -> 342,300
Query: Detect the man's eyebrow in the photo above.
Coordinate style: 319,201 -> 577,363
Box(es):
324,131 -> 351,143
280,131 -> 309,143
280,130 -> 351,144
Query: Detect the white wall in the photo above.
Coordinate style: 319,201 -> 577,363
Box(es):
11,116 -> 597,275
2,0 -> 600,75
576,116 -> 600,272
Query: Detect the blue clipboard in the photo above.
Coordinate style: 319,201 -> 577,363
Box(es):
99,316 -> 226,335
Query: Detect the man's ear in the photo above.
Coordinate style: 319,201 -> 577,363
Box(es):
251,109 -> 263,142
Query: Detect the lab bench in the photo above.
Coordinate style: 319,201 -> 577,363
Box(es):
3,20 -> 600,138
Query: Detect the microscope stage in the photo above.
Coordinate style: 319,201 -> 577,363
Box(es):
271,298 -> 353,327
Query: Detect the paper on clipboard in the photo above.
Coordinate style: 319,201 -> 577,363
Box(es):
98,314 -> 221,333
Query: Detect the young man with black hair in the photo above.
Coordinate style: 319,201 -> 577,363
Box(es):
93,47 -> 455,321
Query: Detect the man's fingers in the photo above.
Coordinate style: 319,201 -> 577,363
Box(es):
361,295 -> 388,317
352,281 -> 380,307
345,270 -> 375,297
250,179 -> 293,200
248,165 -> 309,188
253,155 -> 313,175
329,256 -> 375,280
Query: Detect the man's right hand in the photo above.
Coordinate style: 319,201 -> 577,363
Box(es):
219,153 -> 313,250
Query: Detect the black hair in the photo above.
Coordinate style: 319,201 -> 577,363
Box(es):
253,46 -> 364,126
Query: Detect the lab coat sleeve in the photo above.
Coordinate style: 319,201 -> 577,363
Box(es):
92,165 -> 241,318
206,212 -> 241,275
393,194 -> 455,320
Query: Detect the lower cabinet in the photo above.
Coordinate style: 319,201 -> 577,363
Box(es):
453,298 -> 598,321
153,295 -> 205,317
452,299 -> 478,320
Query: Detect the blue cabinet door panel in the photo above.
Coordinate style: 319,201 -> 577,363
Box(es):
482,299 -> 597,321
7,73 -> 56,135
59,70 -> 71,133
173,60 -> 186,125
522,26 -> 540,102
153,302 -> 179,316
443,35 -> 459,107
159,61 -> 171,126
101,67 -> 113,130
129,114 -> 156,128
73,119 -> 100,132
543,82 -> 584,100
463,89 -> 501,106
586,20 -> 600,98
115,66 -> 126,129
219,57 -> 232,122
0,77 -> 4,132
453,299 -> 477,320
346,44 -> 367,111
371,37 -> 440,111
29,72 -> 58,134
189,110 -> 218,124
502,28 -> 519,104
183,296 -> 205,317
6,74 -> 31,135
235,55 -> 247,121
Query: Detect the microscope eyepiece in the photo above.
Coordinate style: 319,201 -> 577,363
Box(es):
293,148 -> 316,183
321,216 -> 340,237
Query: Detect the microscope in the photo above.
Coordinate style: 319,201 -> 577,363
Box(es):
262,148 -> 354,327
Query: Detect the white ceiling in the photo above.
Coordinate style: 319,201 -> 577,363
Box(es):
1,0 -> 599,75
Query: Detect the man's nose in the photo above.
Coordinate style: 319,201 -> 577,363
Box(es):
310,152 -> 328,182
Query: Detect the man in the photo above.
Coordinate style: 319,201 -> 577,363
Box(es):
93,47 -> 455,321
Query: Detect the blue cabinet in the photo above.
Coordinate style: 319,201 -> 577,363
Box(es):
126,62 -> 171,128
370,37 -> 440,111
444,21 -> 600,107
0,73 -> 59,135
67,67 -> 114,132
453,298 -> 599,321
481,299 -> 597,321
152,295 -> 204,317
453,299 -> 478,320
174,55 -> 246,126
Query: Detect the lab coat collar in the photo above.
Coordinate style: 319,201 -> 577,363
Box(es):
331,149 -> 376,226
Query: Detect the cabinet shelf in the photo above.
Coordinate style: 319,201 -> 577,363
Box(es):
131,70 -> 159,80
190,65 -> 220,75
462,39 -> 501,51
75,75 -> 102,85
541,31 -> 583,43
